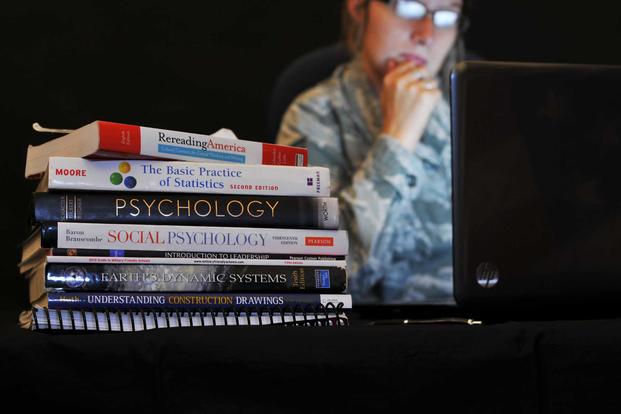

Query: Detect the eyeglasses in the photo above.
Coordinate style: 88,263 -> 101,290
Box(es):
381,0 -> 461,29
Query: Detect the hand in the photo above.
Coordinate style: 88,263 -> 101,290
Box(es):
380,60 -> 441,152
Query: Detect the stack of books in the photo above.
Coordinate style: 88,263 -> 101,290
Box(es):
18,121 -> 351,331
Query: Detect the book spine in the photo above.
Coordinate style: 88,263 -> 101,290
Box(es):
48,248 -> 345,261
33,192 -> 339,229
45,263 -> 347,293
97,121 -> 308,166
46,256 -> 347,266
42,222 -> 349,255
47,292 -> 353,310
47,157 -> 329,196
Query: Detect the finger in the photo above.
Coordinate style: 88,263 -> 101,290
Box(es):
384,61 -> 420,83
394,61 -> 429,78
394,62 -> 427,80
386,59 -> 399,73
422,78 -> 439,91
404,77 -> 439,91
397,75 -> 435,95
419,87 -> 442,108
390,67 -> 429,90
384,65 -> 427,87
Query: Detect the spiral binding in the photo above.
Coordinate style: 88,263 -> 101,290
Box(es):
29,302 -> 348,332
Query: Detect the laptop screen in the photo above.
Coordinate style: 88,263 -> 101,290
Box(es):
451,61 -> 621,313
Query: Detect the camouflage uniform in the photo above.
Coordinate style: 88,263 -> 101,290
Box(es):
277,57 -> 454,304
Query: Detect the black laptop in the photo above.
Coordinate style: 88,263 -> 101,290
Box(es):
451,61 -> 621,320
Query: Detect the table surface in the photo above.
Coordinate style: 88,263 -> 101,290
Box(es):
2,308 -> 621,413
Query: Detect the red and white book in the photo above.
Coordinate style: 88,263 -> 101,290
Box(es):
25,120 -> 308,178
43,222 -> 349,255
44,157 -> 330,196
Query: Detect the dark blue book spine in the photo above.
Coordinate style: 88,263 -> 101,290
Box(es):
45,263 -> 347,293
47,292 -> 351,310
40,223 -> 57,248
49,248 -> 345,261
33,192 -> 338,228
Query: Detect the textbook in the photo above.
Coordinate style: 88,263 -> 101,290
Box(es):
18,230 -> 345,274
25,120 -> 308,178
45,250 -> 345,261
45,255 -> 347,266
31,258 -> 348,294
44,157 -> 330,196
40,222 -> 349,255
32,192 -> 339,229
45,292 -> 353,310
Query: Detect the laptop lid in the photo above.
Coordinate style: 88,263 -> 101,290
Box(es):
451,61 -> 621,318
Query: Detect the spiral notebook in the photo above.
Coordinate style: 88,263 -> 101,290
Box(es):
21,303 -> 349,332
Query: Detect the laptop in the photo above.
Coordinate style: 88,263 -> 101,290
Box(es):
451,61 -> 621,320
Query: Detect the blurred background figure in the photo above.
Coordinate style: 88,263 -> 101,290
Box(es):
277,0 -> 467,304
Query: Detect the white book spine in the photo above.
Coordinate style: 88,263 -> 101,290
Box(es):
48,157 -> 330,196
55,222 -> 349,255
46,255 -> 347,268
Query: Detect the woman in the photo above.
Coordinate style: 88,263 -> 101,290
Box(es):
277,0 -> 465,304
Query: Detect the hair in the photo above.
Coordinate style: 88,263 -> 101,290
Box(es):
340,0 -> 471,92
341,0 -> 367,55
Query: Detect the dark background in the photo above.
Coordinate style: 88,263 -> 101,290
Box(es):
1,0 -> 620,310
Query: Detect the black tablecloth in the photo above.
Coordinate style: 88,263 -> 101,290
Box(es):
1,309 -> 620,413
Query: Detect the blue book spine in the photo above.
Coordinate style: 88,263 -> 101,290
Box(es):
47,292 -> 352,310
48,248 -> 345,261
45,263 -> 347,293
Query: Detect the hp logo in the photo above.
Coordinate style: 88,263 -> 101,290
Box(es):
476,262 -> 499,288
